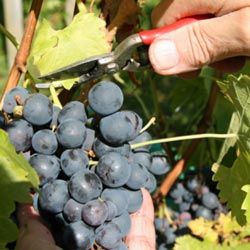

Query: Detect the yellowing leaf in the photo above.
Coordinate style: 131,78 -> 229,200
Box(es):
174,235 -> 215,250
27,11 -> 111,90
0,130 -> 39,248
188,218 -> 218,243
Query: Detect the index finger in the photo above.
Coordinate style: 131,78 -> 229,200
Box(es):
152,0 -> 250,27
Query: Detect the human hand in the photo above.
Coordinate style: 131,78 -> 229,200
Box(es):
16,188 -> 155,250
149,0 -> 250,76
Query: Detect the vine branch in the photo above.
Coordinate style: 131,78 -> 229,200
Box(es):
0,0 -> 43,106
153,79 -> 220,202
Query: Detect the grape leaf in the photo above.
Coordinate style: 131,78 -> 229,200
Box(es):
174,235 -> 250,250
213,153 -> 250,225
188,218 -> 218,243
215,112 -> 239,164
213,75 -> 250,225
241,185 -> 250,224
0,130 -> 39,249
27,11 -> 111,90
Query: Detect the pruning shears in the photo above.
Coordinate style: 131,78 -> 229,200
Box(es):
39,15 -> 209,86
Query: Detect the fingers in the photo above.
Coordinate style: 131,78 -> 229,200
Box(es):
16,204 -> 60,250
149,8 -> 250,75
152,0 -> 250,27
125,188 -> 155,250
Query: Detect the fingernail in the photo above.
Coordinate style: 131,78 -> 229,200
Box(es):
150,39 -> 179,70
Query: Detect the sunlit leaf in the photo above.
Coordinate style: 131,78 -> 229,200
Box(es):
0,130 -> 39,248
27,11 -> 110,90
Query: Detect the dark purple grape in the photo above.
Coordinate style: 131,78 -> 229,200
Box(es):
195,206 -> 213,220
129,131 -> 152,151
56,119 -> 87,148
63,199 -> 83,223
201,192 -> 219,209
39,180 -> 69,214
63,221 -> 95,250
82,199 -> 108,226
32,129 -> 58,155
58,101 -> 87,123
143,172 -> 157,193
148,153 -> 171,175
155,218 -> 169,233
99,111 -> 142,146
93,137 -> 131,158
101,188 -> 128,216
122,188 -> 143,213
164,227 -> 176,245
110,241 -> 128,250
169,183 -> 186,199
132,150 -> 152,170
126,163 -> 150,190
6,119 -> 33,152
105,200 -> 118,221
68,169 -> 103,204
95,222 -> 122,249
23,94 -> 53,126
111,211 -> 131,237
60,149 -> 89,177
3,87 -> 29,113
88,81 -> 124,116
96,152 -> 131,187
81,128 -> 95,151
186,177 -> 200,193
179,202 -> 191,212
29,154 -> 60,186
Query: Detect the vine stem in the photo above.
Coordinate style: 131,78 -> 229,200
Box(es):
0,0 -> 44,107
140,117 -> 156,133
131,133 -> 237,149
89,160 -> 98,165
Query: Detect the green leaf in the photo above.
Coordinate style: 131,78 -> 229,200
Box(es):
0,130 -> 39,248
215,112 -> 239,165
174,236 -> 215,250
0,218 -> 18,249
241,185 -> 250,224
174,235 -> 250,250
213,152 -> 250,225
217,74 -> 250,138
27,11 -> 110,90
213,75 -> 250,225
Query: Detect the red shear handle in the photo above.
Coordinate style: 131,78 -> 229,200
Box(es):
139,15 -> 212,45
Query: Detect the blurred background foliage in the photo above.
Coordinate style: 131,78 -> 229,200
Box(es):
0,0 -> 248,170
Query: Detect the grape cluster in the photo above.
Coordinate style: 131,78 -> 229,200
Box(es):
155,170 -> 227,249
2,81 -> 171,250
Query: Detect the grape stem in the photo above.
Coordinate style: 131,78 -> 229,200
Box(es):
140,117 -> 156,133
89,160 -> 98,166
49,85 -> 62,109
131,133 -> 237,149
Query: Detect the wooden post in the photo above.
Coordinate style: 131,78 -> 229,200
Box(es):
3,0 -> 24,69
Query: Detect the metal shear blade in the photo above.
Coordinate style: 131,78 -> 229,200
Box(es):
39,34 -> 146,84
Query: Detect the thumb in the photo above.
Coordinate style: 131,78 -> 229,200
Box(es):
149,8 -> 250,75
